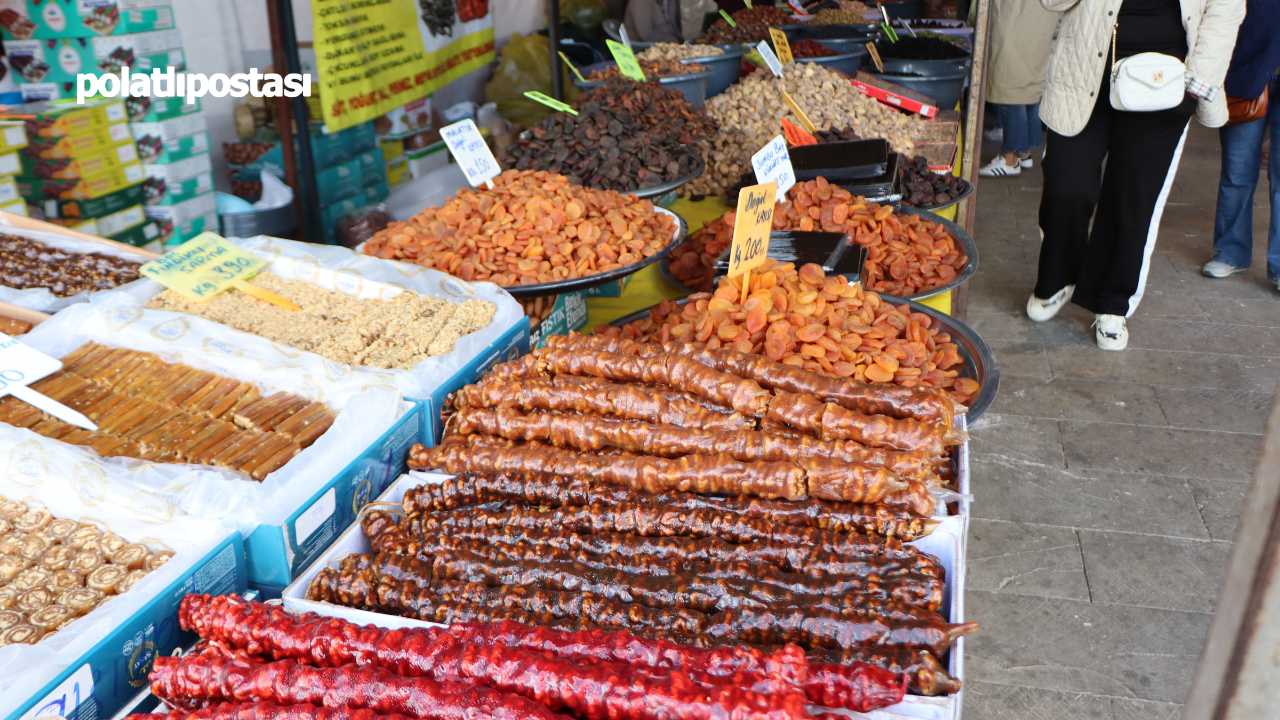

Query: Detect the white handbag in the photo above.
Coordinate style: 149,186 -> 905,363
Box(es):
1108,23 -> 1187,112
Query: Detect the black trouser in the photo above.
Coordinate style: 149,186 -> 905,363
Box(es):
1035,76 -> 1196,317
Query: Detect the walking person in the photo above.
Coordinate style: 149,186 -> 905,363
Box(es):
979,0 -> 1061,177
1201,0 -> 1280,284
1026,0 -> 1244,350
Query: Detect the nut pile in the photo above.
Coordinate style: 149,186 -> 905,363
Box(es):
0,498 -> 173,647
600,258 -> 978,404
585,59 -> 707,80
810,7 -> 872,24
695,5 -> 790,44
148,273 -> 496,371
364,169 -> 679,289
791,39 -> 838,58
637,43 -> 725,61
0,233 -> 141,296
901,155 -> 965,208
669,177 -> 967,297
685,63 -> 923,198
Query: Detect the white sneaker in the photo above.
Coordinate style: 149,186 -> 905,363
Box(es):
1202,260 -> 1247,278
978,156 -> 1021,177
1018,155 -> 1033,168
1026,285 -> 1073,322
1094,314 -> 1128,351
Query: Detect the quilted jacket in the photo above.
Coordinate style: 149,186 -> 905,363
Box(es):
1039,0 -> 1246,136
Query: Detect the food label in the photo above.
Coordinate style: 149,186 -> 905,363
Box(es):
728,182 -> 777,279
440,119 -> 501,187
558,51 -> 586,82
756,41 -> 784,78
719,9 -> 738,27
524,91 -> 578,116
769,28 -> 794,66
22,663 -> 94,720
296,487 -> 336,544
751,135 -> 795,202
867,42 -> 884,72
140,232 -> 266,302
781,117 -> 817,146
0,333 -> 62,392
606,39 -> 647,82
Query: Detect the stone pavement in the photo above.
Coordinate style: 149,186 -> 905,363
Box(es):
962,122 -> 1276,719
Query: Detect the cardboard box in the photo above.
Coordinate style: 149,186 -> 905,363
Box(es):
258,122 -> 378,172
0,123 -> 28,153
22,121 -> 132,159
136,128 -> 208,164
374,96 -> 432,138
314,158 -> 362,205
17,161 -> 144,198
11,98 -> 127,138
129,113 -> 206,145
318,181 -> 389,243
108,218 -> 163,249
0,177 -> 18,206
33,180 -> 145,219
93,201 -> 145,237
142,189 -> 213,226
0,151 -> 21,178
0,198 -> 26,217
529,290 -> 589,349
144,156 -> 212,206
126,95 -> 199,123
7,30 -> 184,86
379,137 -> 404,161
364,180 -> 389,205
0,0 -> 176,40
155,208 -> 215,245
19,139 -> 138,178
385,155 -> 409,187
354,148 -> 385,187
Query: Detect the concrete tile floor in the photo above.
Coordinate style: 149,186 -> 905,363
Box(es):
963,122 -> 1276,718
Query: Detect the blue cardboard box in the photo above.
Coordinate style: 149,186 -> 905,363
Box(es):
7,532 -> 247,720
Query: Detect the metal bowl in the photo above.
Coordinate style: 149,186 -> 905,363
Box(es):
772,23 -> 881,42
631,42 -> 749,97
802,46 -> 868,76
881,57 -> 969,75
574,63 -> 715,107
903,177 -> 974,212
607,293 -> 999,422
502,208 -> 688,299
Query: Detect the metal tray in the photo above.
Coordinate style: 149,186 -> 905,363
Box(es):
607,293 -> 999,422
503,207 -> 688,299
903,177 -> 974,213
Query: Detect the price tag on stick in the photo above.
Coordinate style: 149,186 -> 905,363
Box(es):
768,28 -> 794,66
866,42 -> 884,72
524,91 -> 578,115
557,51 -> 586,83
756,40 -> 784,78
441,118 -> 501,188
780,91 -> 818,134
619,23 -> 634,49
752,135 -> 796,202
606,39 -> 647,81
0,334 -> 97,430
719,9 -> 738,27
728,181 -> 778,303
140,233 -> 301,310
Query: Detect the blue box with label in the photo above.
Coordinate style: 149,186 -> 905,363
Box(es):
0,0 -> 176,40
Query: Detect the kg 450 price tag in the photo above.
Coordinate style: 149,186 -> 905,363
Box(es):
141,233 -> 265,302
441,118 -> 501,188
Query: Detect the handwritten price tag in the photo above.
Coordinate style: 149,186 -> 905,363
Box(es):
769,28 -> 794,66
524,91 -> 578,115
728,182 -> 778,280
140,233 -> 265,302
606,39 -> 647,82
756,40 -> 784,78
0,334 -> 96,430
752,135 -> 796,202
441,118 -> 501,188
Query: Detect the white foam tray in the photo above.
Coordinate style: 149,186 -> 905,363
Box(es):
283,465 -> 970,720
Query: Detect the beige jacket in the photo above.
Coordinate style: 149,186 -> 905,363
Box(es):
987,0 -> 1061,104
1039,0 -> 1245,136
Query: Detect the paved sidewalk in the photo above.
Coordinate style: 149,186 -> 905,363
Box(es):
963,123 -> 1275,719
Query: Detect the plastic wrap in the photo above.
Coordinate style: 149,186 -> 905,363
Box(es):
94,236 -> 525,403
0,221 -> 152,312
18,302 -> 404,534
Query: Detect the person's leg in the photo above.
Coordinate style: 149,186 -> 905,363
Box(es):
1075,99 -> 1198,318
1266,78 -> 1280,283
1033,100 -> 1112,302
1210,118 -> 1266,272
1001,104 -> 1030,161
1027,101 -> 1043,148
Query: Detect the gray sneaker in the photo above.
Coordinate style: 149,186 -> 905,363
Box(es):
1203,260 -> 1247,278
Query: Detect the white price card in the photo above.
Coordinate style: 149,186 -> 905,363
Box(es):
752,135 -> 796,202
440,119 -> 501,188
0,333 -> 97,430
756,40 -> 784,78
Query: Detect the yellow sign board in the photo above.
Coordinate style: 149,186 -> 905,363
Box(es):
606,40 -> 647,82
141,233 -> 265,301
769,28 -> 794,66
728,182 -> 778,280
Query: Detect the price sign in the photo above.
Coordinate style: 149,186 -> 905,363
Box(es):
752,135 -> 796,202
0,334 -> 96,430
441,118 -> 501,188
606,40 -> 647,82
557,51 -> 586,82
719,9 -> 738,27
867,42 -> 884,72
781,117 -> 817,146
524,91 -> 578,115
141,233 -> 265,302
768,28 -> 794,66
727,182 -> 777,282
756,40 -> 784,78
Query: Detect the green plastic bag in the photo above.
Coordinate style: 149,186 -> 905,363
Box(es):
485,33 -> 581,130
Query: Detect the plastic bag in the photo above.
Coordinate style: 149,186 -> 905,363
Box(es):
336,203 -> 394,248
20,302 -> 404,534
0,221 -> 152,312
561,0 -> 607,35
94,235 -> 525,406
484,33 -> 580,130
0,435 -> 235,717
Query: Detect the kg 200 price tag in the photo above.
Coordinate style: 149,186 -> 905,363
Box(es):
440,118 -> 501,188
140,232 -> 265,302
727,181 -> 778,280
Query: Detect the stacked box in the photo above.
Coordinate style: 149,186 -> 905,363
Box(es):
0,0 -> 175,40
143,152 -> 213,205
10,29 -> 185,100
128,84 -> 213,245
144,188 -> 215,244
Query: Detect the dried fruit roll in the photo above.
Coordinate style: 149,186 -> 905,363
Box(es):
12,507 -> 52,532
17,533 -> 52,560
705,607 -> 977,656
67,525 -> 103,549
449,408 -> 940,481
181,595 -> 907,713
58,587 -> 105,615
50,570 -> 83,591
532,348 -> 774,416
28,604 -> 75,631
803,647 -> 961,696
127,702 -> 420,720
116,569 -> 148,594
111,543 -> 150,570
88,564 -> 128,593
69,549 -> 105,575
146,551 -> 175,571
179,597 -> 815,720
12,567 -> 53,591
455,376 -> 755,431
15,588 -> 52,612
0,622 -> 42,646
0,609 -> 21,631
0,554 -> 28,582
149,653 -> 576,720
45,518 -> 79,541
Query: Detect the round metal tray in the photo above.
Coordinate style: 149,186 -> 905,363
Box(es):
608,294 -> 999,422
632,155 -> 706,201
503,207 -> 688,299
902,177 -> 974,213
657,204 -> 977,303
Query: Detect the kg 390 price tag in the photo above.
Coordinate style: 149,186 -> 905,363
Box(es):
727,182 -> 778,280
141,233 -> 265,302
441,118 -> 501,188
